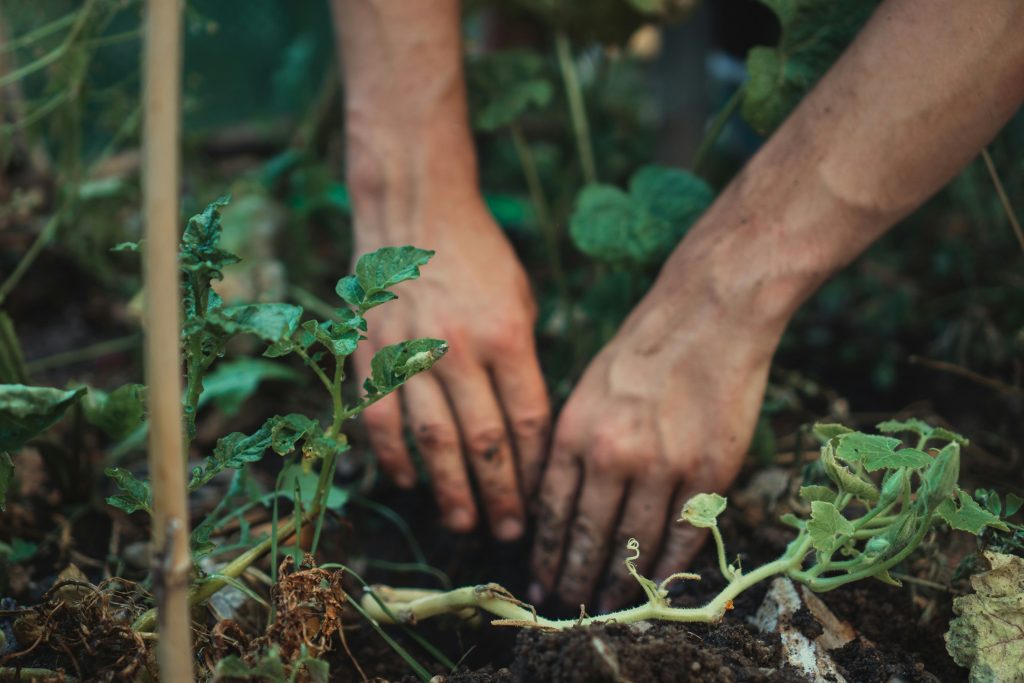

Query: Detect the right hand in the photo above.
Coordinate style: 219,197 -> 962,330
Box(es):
352,196 -> 550,541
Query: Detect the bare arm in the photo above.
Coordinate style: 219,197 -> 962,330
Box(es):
532,0 -> 1024,609
332,1 -> 550,541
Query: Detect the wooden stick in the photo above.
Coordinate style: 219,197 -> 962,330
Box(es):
142,0 -> 193,680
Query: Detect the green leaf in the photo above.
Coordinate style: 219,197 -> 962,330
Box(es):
945,551 -> 1024,683
875,418 -> 933,438
569,165 -> 713,267
269,414 -> 321,456
335,247 -> 434,312
307,319 -> 360,358
0,453 -> 13,512
820,440 -> 879,502
862,447 -> 933,472
189,423 -> 275,491
677,492 -> 727,528
83,384 -> 146,441
111,241 -> 141,252
200,358 -> 304,416
206,303 -> 303,343
467,50 -> 554,131
799,485 -> 837,504
741,0 -> 878,135
936,491 -> 1010,535
811,423 -> 853,442
928,427 -> 969,447
364,339 -> 449,397
214,647 -> 288,681
179,195 -> 238,275
835,432 -> 901,465
1005,493 -> 1023,518
0,385 -> 87,452
279,461 -> 349,510
807,500 -> 855,555
104,467 -> 152,514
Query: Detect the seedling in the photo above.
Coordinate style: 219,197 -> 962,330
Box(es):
361,420 -> 1007,629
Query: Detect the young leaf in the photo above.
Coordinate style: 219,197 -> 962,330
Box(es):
189,424 -> 275,491
928,427 -> 969,447
179,195 -> 237,276
875,418 -> 933,438
0,385 -> 87,452
1006,493 -> 1024,518
308,319 -> 360,358
364,339 -> 449,397
335,247 -> 434,312
104,467 -> 153,514
677,492 -> 727,528
835,432 -> 901,465
83,384 -> 146,441
820,441 -> 879,502
799,485 -> 836,504
811,423 -> 853,442
206,303 -> 303,343
466,50 -> 554,131
936,491 -> 1010,535
741,0 -> 878,135
923,442 -> 960,510
807,500 -> 855,555
268,414 -> 322,456
945,551 -> 1024,683
862,447 -> 933,472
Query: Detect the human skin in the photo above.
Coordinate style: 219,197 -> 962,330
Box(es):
333,0 -> 1024,609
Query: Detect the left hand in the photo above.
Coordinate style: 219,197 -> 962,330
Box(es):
529,255 -> 781,612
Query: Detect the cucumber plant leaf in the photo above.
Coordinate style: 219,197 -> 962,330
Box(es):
936,490 -> 1010,535
467,50 -> 553,131
83,384 -> 146,441
336,247 -> 434,312
807,500 -> 855,555
570,164 -> 713,266
364,339 -> 449,397
678,492 -> 727,528
862,448 -> 933,472
104,467 -> 153,515
834,432 -> 901,465
741,0 -> 878,135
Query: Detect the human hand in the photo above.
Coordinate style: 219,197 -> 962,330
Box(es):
353,199 -> 550,541
529,243 -> 784,611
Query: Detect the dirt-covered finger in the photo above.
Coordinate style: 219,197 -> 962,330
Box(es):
402,373 -> 477,532
555,472 -> 625,608
528,446 -> 580,601
490,340 -> 550,497
597,478 -> 673,612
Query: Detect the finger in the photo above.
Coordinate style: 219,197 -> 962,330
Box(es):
652,486 -> 711,583
529,443 -> 581,602
597,478 -> 674,612
556,469 -> 626,607
436,361 -> 525,541
354,344 -> 416,487
402,372 -> 477,532
490,337 -> 550,497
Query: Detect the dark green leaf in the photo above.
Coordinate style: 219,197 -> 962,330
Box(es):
335,247 -> 434,312
269,414 -> 320,456
467,50 -> 554,131
1006,493 -> 1024,517
629,165 -> 714,230
741,0 -> 878,135
309,319 -> 360,358
206,303 -> 303,343
104,467 -> 152,514
0,385 -> 86,452
83,384 -> 146,441
200,358 -> 304,416
928,427 -> 969,447
190,424 -> 275,491
937,491 -> 1010,535
214,647 -> 288,681
364,339 -> 449,397
179,195 -> 237,275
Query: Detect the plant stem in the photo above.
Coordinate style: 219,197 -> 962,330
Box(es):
0,212 -> 62,307
691,86 -> 744,175
710,526 -> 734,580
981,147 -> 1024,253
295,347 -> 334,395
24,333 -> 140,374
554,32 -> 597,185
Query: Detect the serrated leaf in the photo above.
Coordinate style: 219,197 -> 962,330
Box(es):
799,485 -> 836,504
875,418 -> 933,437
741,0 -> 878,135
189,423 -> 274,491
200,358 -> 304,416
364,339 -> 449,397
936,491 -> 1010,535
945,551 -> 1024,683
269,414 -> 320,456
677,492 -> 727,528
104,467 -> 152,514
206,303 -> 303,343
929,427 -> 969,447
569,165 -> 712,267
180,195 -> 237,275
807,500 -> 855,555
862,447 -> 933,472
0,385 -> 87,452
309,319 -> 360,358
83,384 -> 146,441
811,423 -> 853,442
835,432 -> 901,465
467,50 -> 554,131
335,247 -> 434,312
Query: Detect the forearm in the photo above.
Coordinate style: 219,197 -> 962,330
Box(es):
331,0 -> 481,245
652,0 -> 1024,344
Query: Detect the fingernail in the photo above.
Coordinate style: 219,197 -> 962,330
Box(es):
527,582 -> 545,604
446,508 -> 474,531
496,517 -> 524,541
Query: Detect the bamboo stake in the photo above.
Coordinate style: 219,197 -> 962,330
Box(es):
142,0 -> 193,681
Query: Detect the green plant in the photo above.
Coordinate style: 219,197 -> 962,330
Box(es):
360,420 -> 1006,629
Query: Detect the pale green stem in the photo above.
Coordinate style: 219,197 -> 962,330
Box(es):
692,86 -> 744,174
710,526 -> 734,580
554,32 -> 597,185
295,346 -> 333,394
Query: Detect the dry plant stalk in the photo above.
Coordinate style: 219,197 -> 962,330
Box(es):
142,0 -> 193,680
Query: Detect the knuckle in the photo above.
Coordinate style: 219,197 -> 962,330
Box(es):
465,425 -> 507,458
414,421 -> 459,452
510,411 -> 550,441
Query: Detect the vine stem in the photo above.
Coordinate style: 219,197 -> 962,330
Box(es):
691,86 -> 744,175
981,147 -> 1024,253
554,32 -> 597,185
